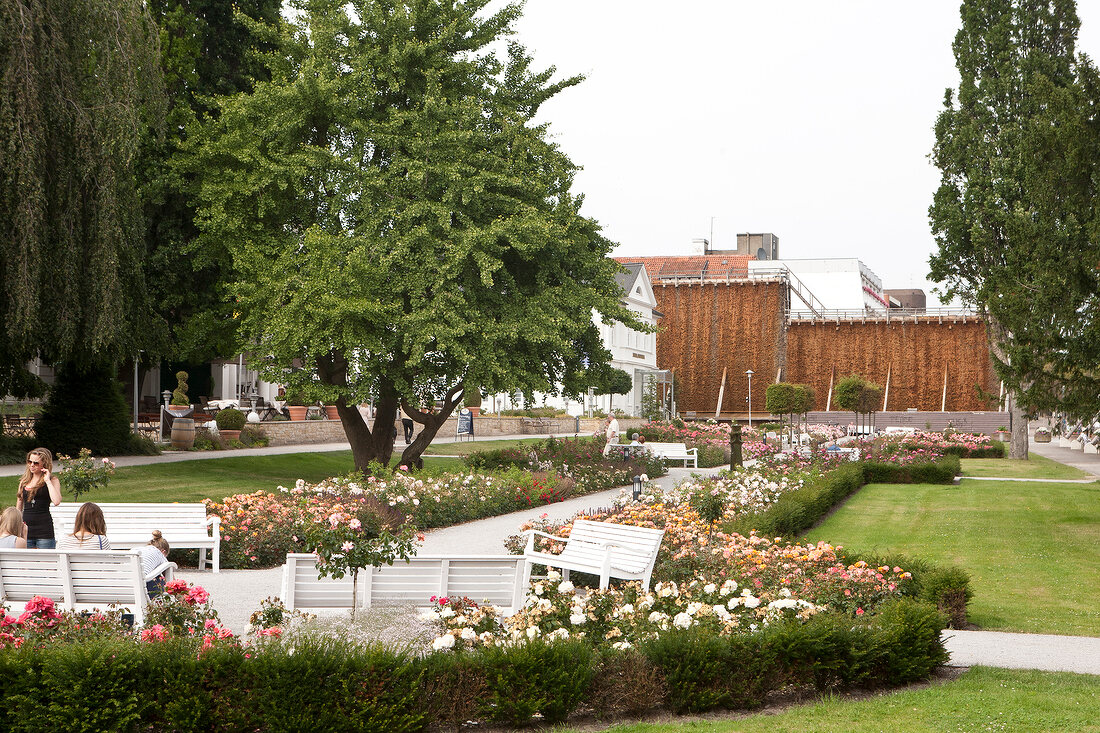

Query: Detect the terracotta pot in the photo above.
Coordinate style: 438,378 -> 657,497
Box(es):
325,405 -> 339,420
220,429 -> 241,443
466,406 -> 481,417
287,406 -> 308,421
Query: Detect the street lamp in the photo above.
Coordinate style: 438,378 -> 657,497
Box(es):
745,370 -> 754,429
632,475 -> 643,502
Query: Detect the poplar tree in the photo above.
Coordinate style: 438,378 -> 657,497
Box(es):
188,0 -> 641,470
929,0 -> 1100,457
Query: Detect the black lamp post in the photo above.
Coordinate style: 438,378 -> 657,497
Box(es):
632,475 -> 643,501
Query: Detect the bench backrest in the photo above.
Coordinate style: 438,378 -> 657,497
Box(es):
0,548 -> 146,608
283,554 -> 524,611
562,520 -> 665,574
643,442 -> 689,453
53,503 -> 211,544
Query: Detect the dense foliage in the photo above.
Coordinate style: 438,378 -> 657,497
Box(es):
186,0 -> 644,472
929,0 -> 1100,433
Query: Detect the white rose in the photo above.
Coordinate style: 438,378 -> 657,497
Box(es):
743,595 -> 760,609
526,626 -> 540,639
557,580 -> 575,594
703,583 -> 717,594
439,607 -> 455,618
460,627 -> 477,640
432,634 -> 456,650
672,612 -> 693,629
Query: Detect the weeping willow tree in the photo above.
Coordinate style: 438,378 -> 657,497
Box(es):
0,0 -> 164,441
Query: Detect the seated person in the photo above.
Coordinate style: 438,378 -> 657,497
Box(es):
56,503 -> 111,550
0,506 -> 27,548
140,530 -> 171,597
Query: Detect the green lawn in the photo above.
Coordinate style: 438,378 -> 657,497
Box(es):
960,454 -> 1090,480
583,667 -> 1100,732
12,452 -> 457,504
804,479 -> 1100,635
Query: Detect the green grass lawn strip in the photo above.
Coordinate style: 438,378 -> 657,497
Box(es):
803,479 -> 1100,635
423,436 -> 586,456
961,454 -> 1090,480
56,452 -> 455,503
579,667 -> 1100,732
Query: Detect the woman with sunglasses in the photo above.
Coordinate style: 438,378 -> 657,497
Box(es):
15,448 -> 62,549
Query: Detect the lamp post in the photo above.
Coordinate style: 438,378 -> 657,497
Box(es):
745,370 -> 754,429
632,475 -> 643,502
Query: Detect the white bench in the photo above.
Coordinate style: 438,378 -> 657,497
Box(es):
0,548 -> 176,626
521,519 -> 665,591
281,553 -> 526,614
52,503 -> 221,573
643,442 -> 698,468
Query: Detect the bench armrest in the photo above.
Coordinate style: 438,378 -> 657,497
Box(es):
145,560 -> 178,583
206,515 -> 221,534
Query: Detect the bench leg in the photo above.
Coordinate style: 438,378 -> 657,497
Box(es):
561,568 -> 569,583
198,548 -> 207,571
520,560 -> 533,598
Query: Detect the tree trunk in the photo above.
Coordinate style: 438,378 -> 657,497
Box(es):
319,351 -> 398,472
398,382 -> 464,469
1007,390 -> 1029,460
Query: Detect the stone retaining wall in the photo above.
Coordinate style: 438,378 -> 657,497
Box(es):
258,415 -> 648,447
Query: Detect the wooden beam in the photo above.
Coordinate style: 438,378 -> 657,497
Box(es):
825,366 -> 834,412
715,367 -> 727,419
941,363 -> 948,412
883,362 -> 892,412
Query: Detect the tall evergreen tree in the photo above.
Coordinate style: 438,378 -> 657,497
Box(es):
929,0 -> 1100,456
188,0 -> 643,470
0,0 -> 163,381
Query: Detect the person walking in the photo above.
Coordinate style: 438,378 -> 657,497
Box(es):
601,415 -> 621,457
16,447 -> 62,549
400,405 -> 415,444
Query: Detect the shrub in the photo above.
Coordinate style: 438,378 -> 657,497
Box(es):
587,647 -> 666,718
35,362 -> 134,455
476,640 -> 593,725
214,408 -> 246,431
915,565 -> 973,628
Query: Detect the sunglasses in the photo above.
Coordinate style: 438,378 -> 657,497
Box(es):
27,460 -> 41,466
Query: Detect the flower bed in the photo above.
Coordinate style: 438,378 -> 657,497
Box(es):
880,430 -> 1005,458
205,459 -> 663,568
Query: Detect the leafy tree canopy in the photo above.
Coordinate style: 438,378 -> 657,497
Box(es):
929,0 -> 1100,425
0,0 -> 164,379
187,0 -> 643,470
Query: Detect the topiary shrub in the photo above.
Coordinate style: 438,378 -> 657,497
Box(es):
171,371 -> 190,406
215,408 -> 246,432
35,362 -> 134,456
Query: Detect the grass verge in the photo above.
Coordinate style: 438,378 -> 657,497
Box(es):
803,479 -> 1100,635
578,667 -> 1100,732
52,452 -> 455,503
423,435 -> 590,456
960,454 -> 1089,480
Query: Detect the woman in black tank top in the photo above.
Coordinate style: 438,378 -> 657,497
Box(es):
15,448 -> 62,549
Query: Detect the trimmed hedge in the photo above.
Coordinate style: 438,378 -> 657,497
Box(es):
0,604 -> 948,729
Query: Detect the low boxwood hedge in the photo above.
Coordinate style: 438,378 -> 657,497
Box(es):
0,602 -> 948,729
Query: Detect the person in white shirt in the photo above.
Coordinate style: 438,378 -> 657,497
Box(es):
602,416 -> 621,456
140,530 -> 171,597
0,506 -> 27,548
56,503 -> 111,550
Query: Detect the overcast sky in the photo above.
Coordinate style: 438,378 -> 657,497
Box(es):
502,1 -> 1100,303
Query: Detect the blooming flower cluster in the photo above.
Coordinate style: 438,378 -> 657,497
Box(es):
427,569 -> 826,650
878,431 -> 994,458
663,472 -> 803,522
57,448 -> 117,500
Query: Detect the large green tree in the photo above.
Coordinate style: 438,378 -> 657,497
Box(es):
188,0 -> 642,470
929,0 -> 1100,457
0,0 -> 163,394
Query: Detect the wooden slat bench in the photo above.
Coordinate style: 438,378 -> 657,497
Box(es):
522,519 -> 665,591
520,417 -> 551,434
0,548 -> 176,626
53,503 -> 221,573
642,442 -> 698,468
281,553 -> 526,614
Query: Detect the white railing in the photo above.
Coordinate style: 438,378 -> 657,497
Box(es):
787,306 -> 980,322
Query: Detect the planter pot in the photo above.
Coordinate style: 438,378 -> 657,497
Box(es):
287,406 -> 308,421
1034,433 -> 1051,443
325,405 -> 339,420
220,429 -> 241,443
170,418 -> 196,450
167,405 -> 193,418
994,431 -> 1011,442
466,406 -> 481,417
1084,442 -> 1099,454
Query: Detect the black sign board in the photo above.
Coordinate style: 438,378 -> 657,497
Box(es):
457,408 -> 474,437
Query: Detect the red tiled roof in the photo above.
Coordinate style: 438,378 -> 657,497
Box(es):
614,255 -> 753,281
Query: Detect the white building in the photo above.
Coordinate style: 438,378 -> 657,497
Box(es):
747,257 -> 888,314
487,262 -> 662,417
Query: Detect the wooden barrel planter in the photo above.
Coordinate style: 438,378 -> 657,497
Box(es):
171,418 -> 196,450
